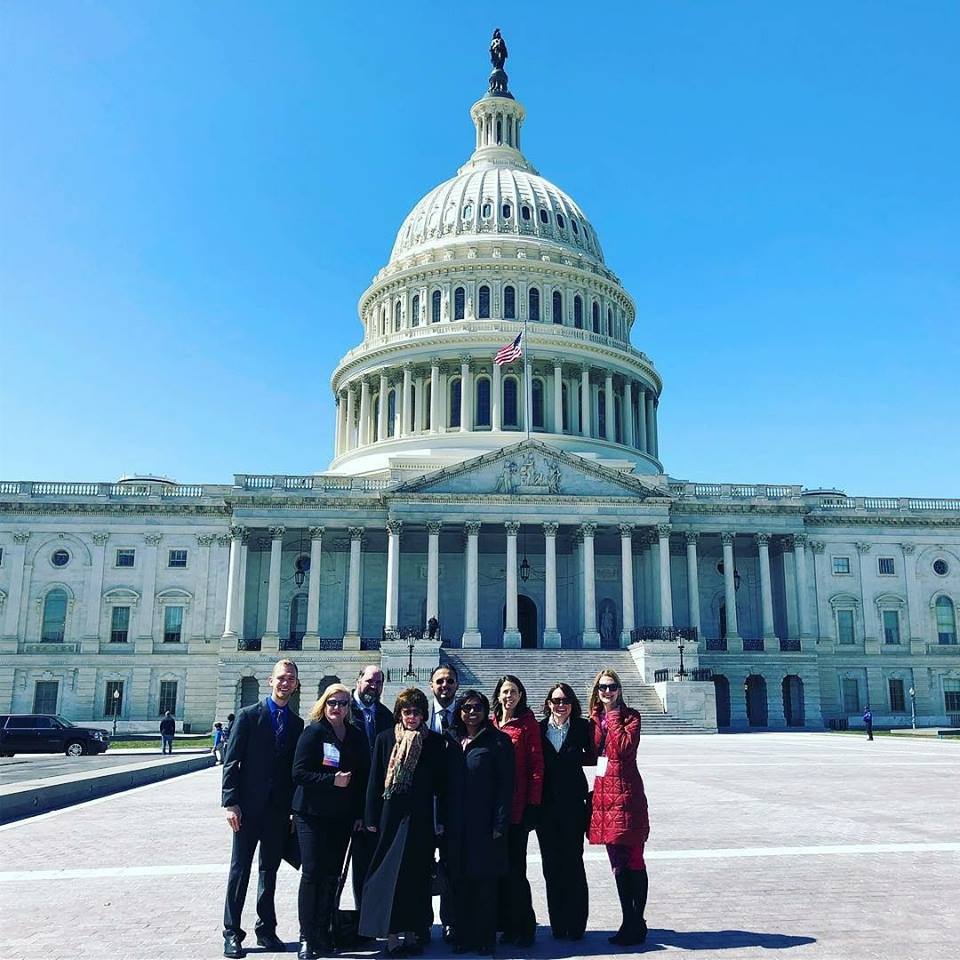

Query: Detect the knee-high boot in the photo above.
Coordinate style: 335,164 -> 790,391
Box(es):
316,878 -> 337,954
607,871 -> 633,945
623,869 -> 648,946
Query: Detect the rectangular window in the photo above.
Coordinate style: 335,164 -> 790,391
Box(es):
104,680 -> 124,717
836,609 -> 855,644
842,678 -> 860,714
878,557 -> 895,576
168,549 -> 188,568
888,678 -> 905,712
110,605 -> 130,643
882,609 -> 901,644
163,605 -> 184,643
832,556 -> 851,575
33,680 -> 59,714
158,680 -> 177,716
944,680 -> 960,713
116,548 -> 135,568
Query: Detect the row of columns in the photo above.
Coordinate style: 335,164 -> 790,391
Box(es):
334,360 -> 659,459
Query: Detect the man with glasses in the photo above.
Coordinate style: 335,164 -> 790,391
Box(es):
222,659 -> 304,958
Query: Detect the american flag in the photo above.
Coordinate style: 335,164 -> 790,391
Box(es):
494,332 -> 523,365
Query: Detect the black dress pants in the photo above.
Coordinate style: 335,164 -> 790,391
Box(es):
496,824 -> 536,939
536,812 -> 589,938
222,806 -> 290,939
295,813 -> 352,942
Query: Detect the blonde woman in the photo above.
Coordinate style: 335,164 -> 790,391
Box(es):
292,684 -> 369,960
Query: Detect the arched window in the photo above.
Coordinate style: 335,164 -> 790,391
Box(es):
539,208 -> 549,224
372,395 -> 381,441
936,596 -> 957,644
598,390 -> 606,439
592,301 -> 600,333
496,119 -> 502,143
614,396 -> 623,444
574,295 -> 583,329
607,307 -> 613,336
501,203 -> 512,219
387,389 -> 397,437
239,676 -> 259,707
504,285 -> 516,319
380,307 -> 387,336
289,594 -> 307,643
393,300 -> 402,331
475,377 -> 491,427
552,291 -> 563,324
41,588 -> 67,643
454,286 -> 465,321
528,287 -> 540,322
532,378 -> 544,430
521,205 -> 531,221
423,383 -> 431,430
503,377 -> 519,428
561,383 -> 569,431
431,290 -> 441,323
411,294 -> 420,327
478,285 -> 491,319
449,377 -> 462,428
556,213 -> 565,230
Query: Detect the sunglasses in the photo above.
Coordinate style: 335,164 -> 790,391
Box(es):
327,700 -> 350,709
434,679 -> 457,686
597,683 -> 620,692
550,698 -> 572,706
400,708 -> 422,716
461,704 -> 485,713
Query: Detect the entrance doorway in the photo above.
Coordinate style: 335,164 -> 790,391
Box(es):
503,596 -> 538,648
713,675 -> 731,727
745,675 -> 768,727
782,675 -> 805,727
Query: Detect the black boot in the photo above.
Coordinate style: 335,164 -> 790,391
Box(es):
607,871 -> 633,945
620,869 -> 648,947
315,878 -> 337,955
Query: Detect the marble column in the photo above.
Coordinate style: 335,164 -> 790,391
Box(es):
504,521 -> 521,648
345,386 -> 357,451
377,372 -> 388,441
901,543 -> 923,643
426,520 -> 441,626
401,365 -> 413,436
651,399 -> 660,458
685,532 -> 701,637
262,526 -> 285,649
459,357 -> 470,431
636,386 -> 648,453
580,366 -> 591,437
137,534 -> 161,644
619,523 -> 635,647
491,362 -> 502,430
359,379 -> 371,446
757,533 -> 776,641
645,392 -> 656,457
553,360 -> 563,433
462,521 -> 482,647
384,520 -> 402,631
543,522 -> 560,648
430,359 -> 441,434
657,523 -> 674,628
343,527 -> 364,649
581,522 -> 600,647
84,533 -> 109,645
303,527 -> 324,649
796,533 -> 813,639
604,372 -> 615,442
721,532 -> 741,643
623,380 -> 634,448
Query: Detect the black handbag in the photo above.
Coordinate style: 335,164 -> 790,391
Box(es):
332,838 -> 360,950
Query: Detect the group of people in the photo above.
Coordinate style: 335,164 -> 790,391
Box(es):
220,660 -> 650,959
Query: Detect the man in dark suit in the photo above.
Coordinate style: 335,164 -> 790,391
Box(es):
222,659 -> 304,958
348,664 -> 393,918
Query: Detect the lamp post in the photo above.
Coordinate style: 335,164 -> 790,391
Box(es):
677,633 -> 688,679
111,688 -> 120,738
405,635 -> 416,680
909,686 -> 916,730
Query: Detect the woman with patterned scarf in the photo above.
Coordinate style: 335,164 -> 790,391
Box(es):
359,687 -> 447,957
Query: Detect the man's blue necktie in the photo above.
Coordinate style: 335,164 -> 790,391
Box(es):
275,707 -> 286,749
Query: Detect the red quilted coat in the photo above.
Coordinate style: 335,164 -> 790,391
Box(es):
493,708 -> 544,824
587,705 -> 649,846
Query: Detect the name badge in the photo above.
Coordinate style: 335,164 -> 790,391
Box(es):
595,756 -> 609,776
322,743 -> 341,768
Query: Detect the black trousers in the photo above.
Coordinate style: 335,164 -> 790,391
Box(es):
222,806 -> 290,939
496,824 -> 536,939
295,813 -> 352,942
452,875 -> 497,950
536,813 -> 589,938
351,826 -> 377,912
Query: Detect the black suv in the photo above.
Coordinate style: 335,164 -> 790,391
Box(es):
0,715 -> 111,757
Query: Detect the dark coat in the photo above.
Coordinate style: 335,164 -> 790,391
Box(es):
292,717 -> 369,820
493,708 -> 544,824
360,727 -> 447,937
445,724 -> 514,879
587,706 -> 649,846
159,715 -> 176,736
350,697 -> 394,755
221,699 -> 304,821
539,716 -> 595,833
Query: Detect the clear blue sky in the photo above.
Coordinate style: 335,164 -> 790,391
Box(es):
2,2 -> 957,496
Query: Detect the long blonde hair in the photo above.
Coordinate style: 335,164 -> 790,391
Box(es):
308,683 -> 353,723
587,668 -> 627,716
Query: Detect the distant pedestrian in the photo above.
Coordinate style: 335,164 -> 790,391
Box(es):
213,722 -> 225,764
223,713 -> 236,746
159,711 -> 176,754
863,708 -> 874,741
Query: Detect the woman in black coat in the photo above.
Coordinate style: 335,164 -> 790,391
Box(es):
360,687 -> 447,956
292,683 -> 369,960
536,682 -> 596,942
445,690 -> 515,956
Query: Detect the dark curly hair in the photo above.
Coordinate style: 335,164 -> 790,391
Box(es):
392,686 -> 429,724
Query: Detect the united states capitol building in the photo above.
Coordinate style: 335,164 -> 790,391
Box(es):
2,42 -> 958,734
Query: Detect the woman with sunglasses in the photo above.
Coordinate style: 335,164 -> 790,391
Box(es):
587,669 -> 649,947
491,674 -> 543,947
292,683 -> 369,960
445,690 -> 514,956
360,687 -> 446,957
536,682 -> 596,942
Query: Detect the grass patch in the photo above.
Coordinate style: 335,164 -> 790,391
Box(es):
110,735 -> 213,750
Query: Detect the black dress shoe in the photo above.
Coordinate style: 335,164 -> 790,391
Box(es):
223,934 -> 246,959
297,941 -> 318,960
256,931 -> 286,952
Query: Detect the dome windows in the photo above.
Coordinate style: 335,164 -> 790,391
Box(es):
411,294 -> 420,327
462,203 -> 473,220
528,287 -> 541,322
607,307 -> 614,336
574,295 -> 583,329
556,213 -> 566,230
571,219 -> 579,235
552,291 -> 563,325
504,285 -> 516,319
481,202 -> 493,219
431,290 -> 442,324
454,286 -> 465,321
521,205 -> 531,221
539,208 -> 549,224
502,203 -> 512,219
592,301 -> 600,334
478,285 -> 491,319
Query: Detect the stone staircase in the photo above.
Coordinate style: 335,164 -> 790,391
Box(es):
440,648 -> 715,734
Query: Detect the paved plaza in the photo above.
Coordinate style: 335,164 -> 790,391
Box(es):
0,733 -> 957,960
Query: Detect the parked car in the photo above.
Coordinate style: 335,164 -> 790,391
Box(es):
0,715 -> 110,757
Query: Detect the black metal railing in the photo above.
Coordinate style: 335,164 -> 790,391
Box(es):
630,626 -> 699,643
360,637 -> 380,650
779,638 -> 801,652
653,669 -> 671,683
742,638 -> 765,651
318,638 -> 344,650
691,667 -> 714,681
386,666 -> 436,683
280,637 -> 302,651
238,638 -> 262,651
705,638 -> 727,651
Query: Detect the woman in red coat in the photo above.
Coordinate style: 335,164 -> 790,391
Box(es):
587,668 -> 649,947
491,674 -> 543,947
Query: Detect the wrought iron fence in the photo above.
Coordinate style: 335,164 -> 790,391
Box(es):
742,638 -> 765,651
630,626 -> 699,643
690,667 -> 714,681
280,637 -> 302,651
653,669 -> 671,683
318,638 -> 344,650
779,638 -> 801,652
360,637 -> 380,650
705,638 -> 727,651
237,638 -> 262,651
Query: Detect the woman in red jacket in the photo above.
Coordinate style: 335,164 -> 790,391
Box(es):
491,674 -> 543,947
587,668 -> 649,947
